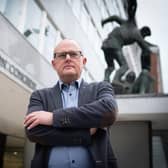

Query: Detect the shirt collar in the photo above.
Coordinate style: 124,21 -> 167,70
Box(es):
58,77 -> 82,90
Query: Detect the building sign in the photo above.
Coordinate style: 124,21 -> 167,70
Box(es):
0,53 -> 36,90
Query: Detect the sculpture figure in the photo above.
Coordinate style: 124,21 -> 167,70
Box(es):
101,0 -> 150,83
112,71 -> 136,94
111,26 -> 157,94
131,26 -> 157,94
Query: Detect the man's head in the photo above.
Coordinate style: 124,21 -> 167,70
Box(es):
52,39 -> 87,83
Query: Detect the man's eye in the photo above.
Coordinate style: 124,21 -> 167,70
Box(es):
70,52 -> 78,57
59,53 -> 66,57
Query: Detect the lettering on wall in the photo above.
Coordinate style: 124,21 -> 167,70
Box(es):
0,54 -> 36,90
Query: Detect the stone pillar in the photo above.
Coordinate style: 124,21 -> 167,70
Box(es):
24,138 -> 35,168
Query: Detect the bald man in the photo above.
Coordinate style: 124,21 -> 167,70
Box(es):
24,39 -> 118,168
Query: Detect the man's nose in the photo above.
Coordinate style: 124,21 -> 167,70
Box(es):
65,53 -> 71,59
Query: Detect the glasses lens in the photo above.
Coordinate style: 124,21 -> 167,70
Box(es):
54,51 -> 82,59
69,51 -> 81,58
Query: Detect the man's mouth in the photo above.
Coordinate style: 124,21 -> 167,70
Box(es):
64,65 -> 74,69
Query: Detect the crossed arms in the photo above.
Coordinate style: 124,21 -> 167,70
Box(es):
24,82 -> 118,146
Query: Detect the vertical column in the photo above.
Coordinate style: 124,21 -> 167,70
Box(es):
18,0 -> 28,33
38,11 -> 47,53
0,133 -> 6,168
24,138 -> 35,168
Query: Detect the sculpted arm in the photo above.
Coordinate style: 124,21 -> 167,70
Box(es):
101,15 -> 125,26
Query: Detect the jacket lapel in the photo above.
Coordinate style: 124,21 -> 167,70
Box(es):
50,82 -> 63,109
78,80 -> 88,106
50,80 -> 88,108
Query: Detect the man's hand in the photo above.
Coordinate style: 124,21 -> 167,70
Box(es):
90,128 -> 97,135
24,111 -> 53,130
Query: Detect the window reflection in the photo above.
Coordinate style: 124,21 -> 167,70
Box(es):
0,0 -> 7,13
152,135 -> 168,168
0,0 -> 21,29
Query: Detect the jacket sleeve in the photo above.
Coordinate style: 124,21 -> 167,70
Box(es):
53,81 -> 118,128
25,90 -> 91,146
25,126 -> 91,146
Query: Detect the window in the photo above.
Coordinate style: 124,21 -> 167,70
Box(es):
23,0 -> 42,49
0,0 -> 24,31
71,0 -> 82,20
81,5 -> 89,33
152,135 -> 168,168
42,19 -> 61,62
0,0 -> 7,13
3,135 -> 25,168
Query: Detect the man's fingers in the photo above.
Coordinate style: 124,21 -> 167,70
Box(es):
27,119 -> 39,130
24,111 -> 53,128
24,113 -> 36,124
24,116 -> 36,127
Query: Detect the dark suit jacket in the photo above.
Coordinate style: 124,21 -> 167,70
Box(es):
25,80 -> 118,168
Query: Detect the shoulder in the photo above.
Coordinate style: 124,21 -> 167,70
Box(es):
31,84 -> 57,97
32,87 -> 52,94
87,81 -> 112,87
83,81 -> 113,92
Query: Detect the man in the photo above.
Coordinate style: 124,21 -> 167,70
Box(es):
24,39 -> 118,168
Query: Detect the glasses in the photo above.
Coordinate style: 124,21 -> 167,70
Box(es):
54,51 -> 83,60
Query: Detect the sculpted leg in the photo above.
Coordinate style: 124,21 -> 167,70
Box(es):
104,67 -> 114,82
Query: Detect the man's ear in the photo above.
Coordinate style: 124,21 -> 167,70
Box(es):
83,57 -> 87,65
51,60 -> 55,67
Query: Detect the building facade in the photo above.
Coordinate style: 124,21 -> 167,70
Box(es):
0,0 -> 167,168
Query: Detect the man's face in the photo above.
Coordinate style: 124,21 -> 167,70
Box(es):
52,39 -> 87,83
